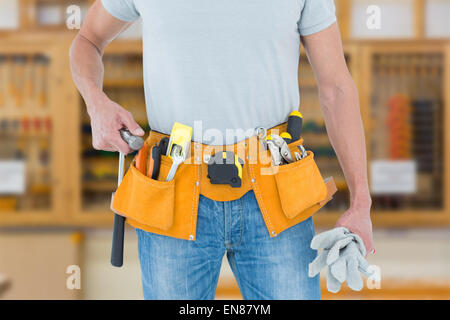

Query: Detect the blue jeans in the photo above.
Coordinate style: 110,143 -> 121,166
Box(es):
136,191 -> 320,300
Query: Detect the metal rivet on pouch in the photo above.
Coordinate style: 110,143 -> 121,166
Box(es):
271,231 -> 276,236
251,179 -> 256,183
195,181 -> 199,186
189,235 -> 194,240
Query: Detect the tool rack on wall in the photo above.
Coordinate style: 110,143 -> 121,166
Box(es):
362,42 -> 449,226
313,41 -> 450,227
1,37 -> 449,229
0,39 -> 71,226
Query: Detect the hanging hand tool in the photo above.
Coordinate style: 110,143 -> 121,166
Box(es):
111,128 -> 145,268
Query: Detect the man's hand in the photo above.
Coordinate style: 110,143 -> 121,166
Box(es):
69,1 -> 143,154
88,91 -> 144,154
335,197 -> 374,255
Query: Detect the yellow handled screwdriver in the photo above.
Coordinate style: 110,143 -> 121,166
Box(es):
282,111 -> 303,144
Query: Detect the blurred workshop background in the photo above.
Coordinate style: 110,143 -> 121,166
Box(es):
0,0 -> 450,300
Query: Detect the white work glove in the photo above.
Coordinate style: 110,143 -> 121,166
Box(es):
308,227 -> 376,293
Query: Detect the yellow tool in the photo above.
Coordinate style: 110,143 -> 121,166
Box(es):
166,122 -> 193,159
283,111 -> 303,143
165,122 -> 193,181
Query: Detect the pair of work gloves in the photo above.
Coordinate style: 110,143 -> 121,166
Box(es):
308,227 -> 379,293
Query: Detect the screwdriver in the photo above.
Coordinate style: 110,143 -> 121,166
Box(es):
147,143 -> 161,180
283,111 -> 303,143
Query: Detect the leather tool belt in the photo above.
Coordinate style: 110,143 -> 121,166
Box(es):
111,123 -> 337,240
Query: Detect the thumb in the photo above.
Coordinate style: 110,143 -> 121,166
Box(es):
121,111 -> 145,136
355,231 -> 374,256
365,236 -> 375,255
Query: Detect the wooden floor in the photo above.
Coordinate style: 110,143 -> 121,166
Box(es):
215,278 -> 450,300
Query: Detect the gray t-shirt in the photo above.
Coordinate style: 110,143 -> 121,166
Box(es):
102,0 -> 336,144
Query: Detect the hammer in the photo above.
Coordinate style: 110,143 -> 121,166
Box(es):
111,128 -> 144,268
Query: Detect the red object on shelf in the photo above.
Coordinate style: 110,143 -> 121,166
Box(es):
386,94 -> 412,159
21,117 -> 30,134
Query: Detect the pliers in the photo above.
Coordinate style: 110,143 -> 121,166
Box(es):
267,134 -> 294,166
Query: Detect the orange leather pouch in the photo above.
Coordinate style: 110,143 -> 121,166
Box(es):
111,126 -> 336,240
248,137 -> 335,236
111,144 -> 200,239
273,151 -> 327,219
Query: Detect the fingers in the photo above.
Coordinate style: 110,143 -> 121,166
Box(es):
308,250 -> 328,278
327,237 -> 353,265
110,134 -> 134,154
330,257 -> 346,283
326,267 -> 342,293
346,256 -> 363,291
357,254 -> 375,278
88,97 -> 145,153
92,136 -> 115,152
92,127 -> 133,154
120,110 -> 144,136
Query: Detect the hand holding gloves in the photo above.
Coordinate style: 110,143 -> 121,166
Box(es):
308,227 -> 377,293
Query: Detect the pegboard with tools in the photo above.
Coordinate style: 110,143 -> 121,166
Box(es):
0,54 -> 50,112
369,52 -> 444,211
0,53 -> 53,213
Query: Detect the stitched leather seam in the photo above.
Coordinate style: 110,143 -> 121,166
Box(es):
249,163 -> 274,233
190,164 -> 200,240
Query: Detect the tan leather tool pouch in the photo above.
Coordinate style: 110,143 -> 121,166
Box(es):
111,151 -> 199,235
110,127 -> 335,240
273,150 -> 328,219
250,138 -> 333,228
